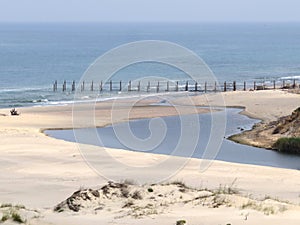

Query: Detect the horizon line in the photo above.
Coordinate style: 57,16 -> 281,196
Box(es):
1,21 -> 300,24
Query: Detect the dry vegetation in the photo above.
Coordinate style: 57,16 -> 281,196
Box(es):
53,180 -> 295,220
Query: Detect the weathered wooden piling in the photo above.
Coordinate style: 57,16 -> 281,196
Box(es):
72,80 -> 75,91
185,81 -> 188,91
100,81 -> 103,92
110,80 -> 112,91
224,82 -> 227,92
243,81 -> 246,91
62,80 -> 67,92
81,81 -> 85,92
233,81 -> 236,91
91,81 -> 94,91
293,79 -> 296,89
53,80 -> 58,92
137,81 -> 141,92
128,81 -> 132,91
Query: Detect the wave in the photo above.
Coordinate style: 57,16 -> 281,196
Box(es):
279,75 -> 300,80
32,99 -> 49,103
0,86 -> 50,93
44,91 -> 187,107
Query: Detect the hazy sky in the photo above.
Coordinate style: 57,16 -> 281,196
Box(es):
0,0 -> 299,23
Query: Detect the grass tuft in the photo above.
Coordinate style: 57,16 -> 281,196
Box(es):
11,212 -> 25,223
0,203 -> 12,208
1,214 -> 9,222
176,220 -> 186,225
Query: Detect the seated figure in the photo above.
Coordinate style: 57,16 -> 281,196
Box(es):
10,108 -> 19,116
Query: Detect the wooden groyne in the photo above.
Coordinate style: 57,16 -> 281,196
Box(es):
52,79 -> 300,93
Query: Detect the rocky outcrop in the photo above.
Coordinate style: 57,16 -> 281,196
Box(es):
272,107 -> 300,136
230,107 -> 300,151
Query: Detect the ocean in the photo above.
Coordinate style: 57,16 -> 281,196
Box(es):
1,22 -> 300,108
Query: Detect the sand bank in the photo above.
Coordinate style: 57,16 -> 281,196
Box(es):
0,90 -> 299,224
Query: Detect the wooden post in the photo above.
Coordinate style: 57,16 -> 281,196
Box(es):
224,82 -> 226,92
157,81 -> 160,92
53,81 -> 57,92
175,81 -> 179,92
110,80 -> 112,91
214,82 -> 217,92
185,81 -> 188,91
99,81 -> 103,92
137,81 -> 141,92
91,81 -> 94,91
283,80 -> 285,89
254,81 -> 256,90
166,81 -> 169,92
195,82 -> 198,92
119,81 -> 122,91
128,81 -> 131,91
81,81 -> 85,92
147,81 -> 150,92
273,80 -> 276,89
243,81 -> 246,91
233,81 -> 236,91
72,80 -> 75,91
293,79 -> 296,89
205,82 -> 207,93
62,80 -> 66,92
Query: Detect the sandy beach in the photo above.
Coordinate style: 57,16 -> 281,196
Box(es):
0,89 -> 300,224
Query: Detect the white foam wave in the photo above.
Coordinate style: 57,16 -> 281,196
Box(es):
279,75 -> 300,80
0,87 -> 49,93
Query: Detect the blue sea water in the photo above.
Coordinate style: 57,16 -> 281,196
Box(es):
1,22 -> 300,108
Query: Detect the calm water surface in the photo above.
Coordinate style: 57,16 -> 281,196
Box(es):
45,108 -> 300,170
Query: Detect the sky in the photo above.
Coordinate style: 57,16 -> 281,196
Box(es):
0,0 -> 299,23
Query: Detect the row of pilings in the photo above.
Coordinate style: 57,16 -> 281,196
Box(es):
53,79 -> 299,93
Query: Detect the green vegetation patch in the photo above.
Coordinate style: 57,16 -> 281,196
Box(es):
273,137 -> 300,154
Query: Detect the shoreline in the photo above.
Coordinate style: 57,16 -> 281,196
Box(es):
1,90 -> 300,224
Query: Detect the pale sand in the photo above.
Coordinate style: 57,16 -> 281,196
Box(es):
0,90 -> 299,224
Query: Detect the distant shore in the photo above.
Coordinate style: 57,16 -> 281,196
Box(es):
0,89 -> 300,224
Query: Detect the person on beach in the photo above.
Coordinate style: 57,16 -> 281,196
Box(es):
10,108 -> 19,116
